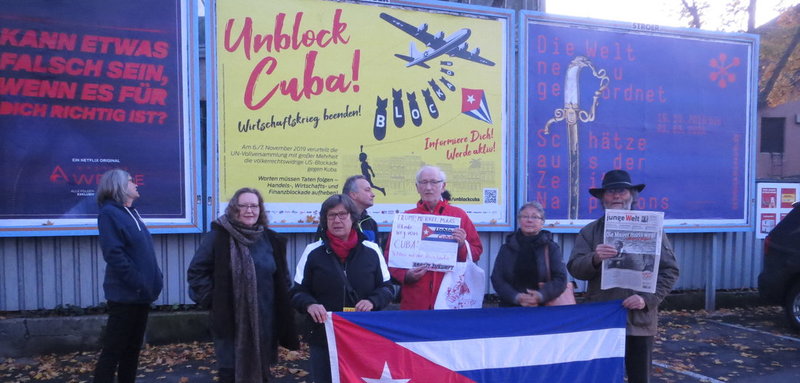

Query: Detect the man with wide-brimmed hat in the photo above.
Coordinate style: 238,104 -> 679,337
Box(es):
567,169 -> 679,383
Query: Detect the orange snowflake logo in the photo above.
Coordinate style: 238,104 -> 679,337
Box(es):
709,53 -> 740,88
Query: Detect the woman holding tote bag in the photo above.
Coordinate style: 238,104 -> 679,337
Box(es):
491,202 -> 571,307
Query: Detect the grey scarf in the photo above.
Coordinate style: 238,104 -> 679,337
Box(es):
217,215 -> 265,383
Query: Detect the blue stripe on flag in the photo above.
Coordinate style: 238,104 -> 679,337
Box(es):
424,223 -> 459,230
421,236 -> 457,243
335,300 -> 626,342
459,358 -> 624,383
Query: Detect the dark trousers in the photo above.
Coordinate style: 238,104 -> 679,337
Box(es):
310,342 -> 332,383
218,367 -> 234,383
625,335 -> 654,383
93,301 -> 151,383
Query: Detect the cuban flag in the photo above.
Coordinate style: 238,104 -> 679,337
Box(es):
421,223 -> 459,243
325,301 -> 626,382
461,88 -> 492,124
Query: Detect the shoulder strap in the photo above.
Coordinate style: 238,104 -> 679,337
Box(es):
543,244 -> 552,282
332,244 -> 360,305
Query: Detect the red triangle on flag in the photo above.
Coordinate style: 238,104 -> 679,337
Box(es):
461,88 -> 484,113
331,314 -> 476,382
421,224 -> 433,239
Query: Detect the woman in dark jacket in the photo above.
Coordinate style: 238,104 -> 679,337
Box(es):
290,194 -> 393,383
188,187 -> 299,383
94,169 -> 163,383
491,201 -> 567,307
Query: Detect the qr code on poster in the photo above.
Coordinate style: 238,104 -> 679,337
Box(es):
483,188 -> 498,204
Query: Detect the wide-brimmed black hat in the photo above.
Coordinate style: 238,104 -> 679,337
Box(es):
588,170 -> 645,198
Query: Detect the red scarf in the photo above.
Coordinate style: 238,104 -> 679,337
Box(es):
326,228 -> 358,262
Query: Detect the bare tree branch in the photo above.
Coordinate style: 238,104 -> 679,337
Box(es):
680,0 -> 707,29
759,26 -> 800,108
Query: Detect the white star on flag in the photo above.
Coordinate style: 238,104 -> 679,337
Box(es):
467,95 -> 475,103
361,362 -> 410,383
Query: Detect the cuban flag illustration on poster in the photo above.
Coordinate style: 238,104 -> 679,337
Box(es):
418,222 -> 460,270
325,301 -> 626,382
421,223 -> 459,243
461,88 -> 492,124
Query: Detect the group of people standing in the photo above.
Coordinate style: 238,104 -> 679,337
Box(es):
92,166 -> 677,383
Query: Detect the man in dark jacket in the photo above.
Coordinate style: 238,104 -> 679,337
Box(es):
568,170 -> 679,383
93,169 -> 163,383
343,174 -> 404,301
343,175 -> 379,243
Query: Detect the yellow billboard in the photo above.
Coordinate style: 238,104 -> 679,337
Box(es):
210,0 -> 512,230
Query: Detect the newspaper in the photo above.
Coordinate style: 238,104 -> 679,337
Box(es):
601,209 -> 664,293
387,213 -> 461,271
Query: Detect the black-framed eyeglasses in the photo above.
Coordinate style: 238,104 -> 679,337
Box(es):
327,211 -> 350,221
237,204 -> 260,211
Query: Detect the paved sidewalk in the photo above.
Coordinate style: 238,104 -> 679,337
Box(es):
0,342 -> 311,383
2,305 -> 798,382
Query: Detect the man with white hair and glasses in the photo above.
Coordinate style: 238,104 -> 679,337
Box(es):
384,165 -> 483,310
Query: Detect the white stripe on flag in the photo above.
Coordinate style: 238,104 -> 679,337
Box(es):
325,313 -> 342,383
397,328 -> 626,371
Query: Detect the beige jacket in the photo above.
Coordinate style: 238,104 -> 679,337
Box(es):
568,217 -> 679,336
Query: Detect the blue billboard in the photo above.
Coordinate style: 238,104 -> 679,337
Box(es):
519,13 -> 757,231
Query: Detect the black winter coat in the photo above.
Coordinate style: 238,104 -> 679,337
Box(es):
491,230 -> 567,307
290,231 -> 393,345
187,223 -> 299,351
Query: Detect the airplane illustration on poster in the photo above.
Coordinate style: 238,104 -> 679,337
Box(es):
380,13 -> 495,68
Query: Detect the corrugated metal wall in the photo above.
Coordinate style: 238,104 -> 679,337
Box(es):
0,231 -> 763,311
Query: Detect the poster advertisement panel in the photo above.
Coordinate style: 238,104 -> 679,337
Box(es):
519,13 -> 756,231
0,0 -> 201,236
762,187 -> 777,208
781,187 -> 797,209
208,0 -> 514,231
756,182 -> 799,239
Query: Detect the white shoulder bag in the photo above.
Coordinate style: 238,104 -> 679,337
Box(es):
434,246 -> 485,309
